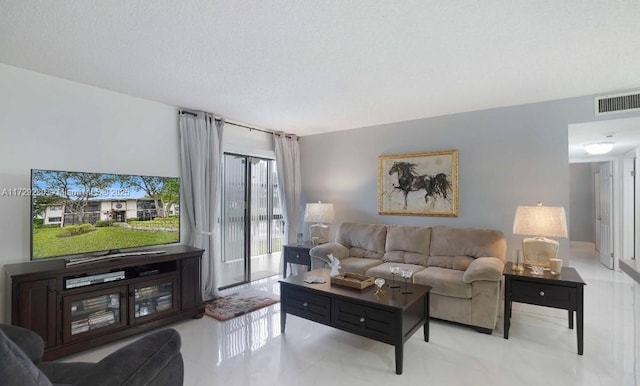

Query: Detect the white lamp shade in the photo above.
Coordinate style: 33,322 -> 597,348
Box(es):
303,202 -> 335,223
513,205 -> 568,238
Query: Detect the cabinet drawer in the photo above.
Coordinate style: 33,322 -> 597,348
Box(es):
511,280 -> 575,309
285,248 -> 311,265
284,289 -> 331,324
332,299 -> 396,343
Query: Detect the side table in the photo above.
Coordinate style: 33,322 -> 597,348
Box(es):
503,262 -> 586,355
283,242 -> 313,277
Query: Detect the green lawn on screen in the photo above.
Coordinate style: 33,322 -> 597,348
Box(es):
32,226 -> 179,258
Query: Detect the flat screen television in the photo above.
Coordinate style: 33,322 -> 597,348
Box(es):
30,169 -> 180,260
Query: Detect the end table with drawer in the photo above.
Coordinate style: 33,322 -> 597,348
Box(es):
503,262 -> 586,355
283,242 -> 313,277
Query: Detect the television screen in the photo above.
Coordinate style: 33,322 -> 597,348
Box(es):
31,169 -> 180,260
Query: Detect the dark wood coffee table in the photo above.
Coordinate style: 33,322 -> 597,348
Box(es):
503,262 -> 586,355
280,268 -> 431,374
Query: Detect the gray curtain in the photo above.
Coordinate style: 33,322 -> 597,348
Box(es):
179,111 -> 224,299
274,132 -> 302,249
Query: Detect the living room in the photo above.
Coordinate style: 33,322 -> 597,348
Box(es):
1,2 -> 640,385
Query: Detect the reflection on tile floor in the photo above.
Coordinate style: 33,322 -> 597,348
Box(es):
62,244 -> 639,385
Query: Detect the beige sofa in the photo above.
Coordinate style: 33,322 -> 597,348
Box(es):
310,222 -> 506,333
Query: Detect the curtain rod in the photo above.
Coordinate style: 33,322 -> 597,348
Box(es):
179,110 -> 297,139
226,121 -> 275,136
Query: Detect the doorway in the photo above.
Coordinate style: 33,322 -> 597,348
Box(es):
569,116 -> 640,270
219,153 -> 283,289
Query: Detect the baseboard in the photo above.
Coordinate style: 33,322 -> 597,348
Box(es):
570,241 -> 595,250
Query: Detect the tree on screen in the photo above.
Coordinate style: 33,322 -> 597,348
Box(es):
33,170 -> 115,225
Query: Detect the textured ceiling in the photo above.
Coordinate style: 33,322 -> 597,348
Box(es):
1,1 -> 640,136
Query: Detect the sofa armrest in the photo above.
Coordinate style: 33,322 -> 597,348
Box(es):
309,243 -> 349,269
73,328 -> 183,386
0,324 -> 45,364
462,257 -> 505,283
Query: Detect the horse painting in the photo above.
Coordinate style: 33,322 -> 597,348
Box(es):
388,161 -> 452,210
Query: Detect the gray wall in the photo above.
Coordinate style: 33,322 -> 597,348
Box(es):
300,93 -> 640,264
569,163 -> 595,242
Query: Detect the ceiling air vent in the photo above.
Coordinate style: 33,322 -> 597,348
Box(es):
595,91 -> 640,116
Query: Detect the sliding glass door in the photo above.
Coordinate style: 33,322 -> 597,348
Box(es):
219,153 -> 283,288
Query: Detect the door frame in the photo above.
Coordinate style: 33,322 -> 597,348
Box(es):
594,170 -> 601,252
622,152 -> 636,261
599,162 -> 614,269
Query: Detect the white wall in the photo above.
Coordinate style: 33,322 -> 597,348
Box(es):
569,163 -> 596,242
223,122 -> 275,159
0,64 -> 180,322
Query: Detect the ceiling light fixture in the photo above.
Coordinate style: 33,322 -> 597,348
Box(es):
584,142 -> 614,155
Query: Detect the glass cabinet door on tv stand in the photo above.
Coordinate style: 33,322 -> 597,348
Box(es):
62,285 -> 128,343
130,275 -> 179,324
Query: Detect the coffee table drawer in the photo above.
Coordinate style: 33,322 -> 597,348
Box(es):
284,289 -> 331,324
333,299 -> 396,343
511,280 -> 575,309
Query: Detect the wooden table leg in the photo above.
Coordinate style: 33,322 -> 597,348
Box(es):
503,277 -> 511,339
577,285 -> 584,355
280,286 -> 287,333
568,309 -> 574,329
395,343 -> 403,375
424,293 -> 430,342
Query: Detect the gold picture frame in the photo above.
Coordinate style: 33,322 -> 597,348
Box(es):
378,150 -> 459,216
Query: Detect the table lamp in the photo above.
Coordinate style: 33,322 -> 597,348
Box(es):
303,201 -> 335,245
513,202 -> 567,271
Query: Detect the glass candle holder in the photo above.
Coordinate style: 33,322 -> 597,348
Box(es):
400,269 -> 413,294
374,278 -> 386,296
388,265 -> 400,288
513,249 -> 524,271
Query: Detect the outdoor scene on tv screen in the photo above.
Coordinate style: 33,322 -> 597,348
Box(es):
31,169 -> 180,259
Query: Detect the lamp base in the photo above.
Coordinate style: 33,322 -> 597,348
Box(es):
522,236 -> 559,268
310,223 -> 329,245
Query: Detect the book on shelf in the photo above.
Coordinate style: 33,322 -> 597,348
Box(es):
155,294 -> 172,311
88,310 -> 115,326
71,299 -> 111,314
71,318 -> 90,335
76,296 -> 109,310
71,324 -> 90,335
135,286 -> 159,299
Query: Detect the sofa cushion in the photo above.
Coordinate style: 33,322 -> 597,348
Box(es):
339,257 -> 384,275
412,267 -> 472,298
385,225 -> 431,255
0,329 -> 52,386
427,255 -> 474,271
72,328 -> 183,386
336,223 -> 387,258
383,251 -> 429,266
382,225 -> 430,265
430,226 -> 506,260
365,262 -> 425,281
38,362 -> 94,385
348,247 -> 384,259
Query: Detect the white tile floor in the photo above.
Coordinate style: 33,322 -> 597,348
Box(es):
62,245 -> 639,386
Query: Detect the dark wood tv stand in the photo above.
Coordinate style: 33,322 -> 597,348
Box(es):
4,245 -> 204,360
